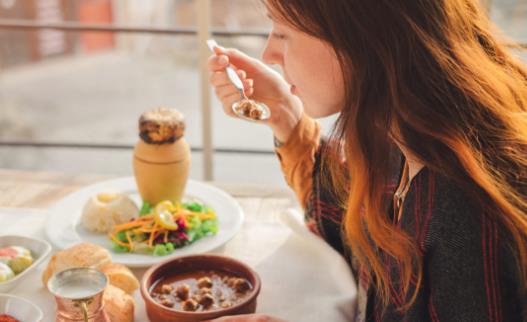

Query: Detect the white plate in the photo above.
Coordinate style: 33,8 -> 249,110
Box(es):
46,177 -> 244,267
0,294 -> 43,322
0,235 -> 52,293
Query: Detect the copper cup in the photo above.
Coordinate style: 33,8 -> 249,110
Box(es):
48,268 -> 109,322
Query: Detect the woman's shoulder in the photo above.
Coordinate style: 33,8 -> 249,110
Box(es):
416,168 -> 517,254
417,167 -> 482,224
412,168 -> 488,248
415,169 -> 526,322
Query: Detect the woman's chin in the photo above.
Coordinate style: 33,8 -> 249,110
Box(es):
303,103 -> 341,119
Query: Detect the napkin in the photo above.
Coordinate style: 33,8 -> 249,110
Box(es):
254,208 -> 357,322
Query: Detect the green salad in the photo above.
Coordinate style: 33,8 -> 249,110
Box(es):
108,200 -> 218,256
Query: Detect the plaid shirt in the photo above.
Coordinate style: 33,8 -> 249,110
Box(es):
304,143 -> 527,322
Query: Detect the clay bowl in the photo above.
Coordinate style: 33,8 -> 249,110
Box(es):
141,254 -> 261,322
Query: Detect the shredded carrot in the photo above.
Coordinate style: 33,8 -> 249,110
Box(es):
163,231 -> 169,243
148,226 -> 159,247
135,228 -> 155,233
198,213 -> 215,221
125,231 -> 134,250
136,215 -> 154,221
110,234 -> 129,247
112,222 -> 144,231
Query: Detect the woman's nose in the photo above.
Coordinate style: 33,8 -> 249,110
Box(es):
262,39 -> 283,66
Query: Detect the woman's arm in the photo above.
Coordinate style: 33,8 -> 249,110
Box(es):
276,114 -> 350,255
274,114 -> 321,209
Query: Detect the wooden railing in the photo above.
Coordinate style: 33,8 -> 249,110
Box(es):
0,0 -> 525,180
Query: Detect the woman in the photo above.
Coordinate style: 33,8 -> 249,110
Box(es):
207,0 -> 527,321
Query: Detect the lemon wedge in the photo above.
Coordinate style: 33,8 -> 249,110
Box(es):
155,201 -> 175,213
154,201 -> 179,230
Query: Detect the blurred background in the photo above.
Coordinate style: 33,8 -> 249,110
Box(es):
0,0 -> 526,187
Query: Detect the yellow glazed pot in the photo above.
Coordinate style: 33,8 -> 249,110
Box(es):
133,108 -> 190,205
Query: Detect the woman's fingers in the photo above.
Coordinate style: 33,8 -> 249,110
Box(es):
245,87 -> 255,97
214,87 -> 242,116
207,54 -> 230,72
207,46 -> 274,120
244,78 -> 254,91
209,69 -> 247,87
211,45 -> 272,80
214,46 -> 266,73
214,84 -> 237,100
237,69 -> 246,79
215,79 -> 253,98
209,71 -> 228,87
212,45 -> 224,56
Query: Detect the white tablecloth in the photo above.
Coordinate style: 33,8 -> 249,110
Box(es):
0,207 -> 356,322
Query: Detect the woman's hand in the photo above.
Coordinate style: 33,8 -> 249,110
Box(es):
204,313 -> 287,322
207,46 -> 303,143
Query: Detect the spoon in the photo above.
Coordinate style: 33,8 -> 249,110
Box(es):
206,39 -> 271,122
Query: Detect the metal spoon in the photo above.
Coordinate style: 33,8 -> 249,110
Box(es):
207,39 -> 271,122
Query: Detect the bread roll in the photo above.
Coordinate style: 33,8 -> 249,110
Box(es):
100,263 -> 139,295
42,243 -> 111,286
139,107 -> 185,144
104,284 -> 135,322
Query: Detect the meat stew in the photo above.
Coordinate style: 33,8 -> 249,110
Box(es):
150,270 -> 253,312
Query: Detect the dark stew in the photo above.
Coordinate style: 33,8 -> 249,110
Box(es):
150,270 -> 253,312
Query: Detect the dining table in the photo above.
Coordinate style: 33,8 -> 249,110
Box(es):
0,168 -> 357,322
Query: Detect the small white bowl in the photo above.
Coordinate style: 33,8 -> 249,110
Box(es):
0,235 -> 52,293
0,293 -> 43,322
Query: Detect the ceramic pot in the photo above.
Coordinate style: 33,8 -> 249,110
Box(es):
133,138 -> 190,205
141,254 -> 261,322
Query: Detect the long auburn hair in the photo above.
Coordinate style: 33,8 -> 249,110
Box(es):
264,0 -> 527,310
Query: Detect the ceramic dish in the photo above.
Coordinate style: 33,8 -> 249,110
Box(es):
0,293 -> 43,322
46,177 -> 244,267
0,235 -> 52,293
141,254 -> 261,322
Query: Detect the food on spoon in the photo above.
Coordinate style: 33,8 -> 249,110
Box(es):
108,200 -> 218,256
0,246 -> 33,274
0,262 -> 14,283
234,99 -> 264,120
149,270 -> 253,312
81,192 -> 139,233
